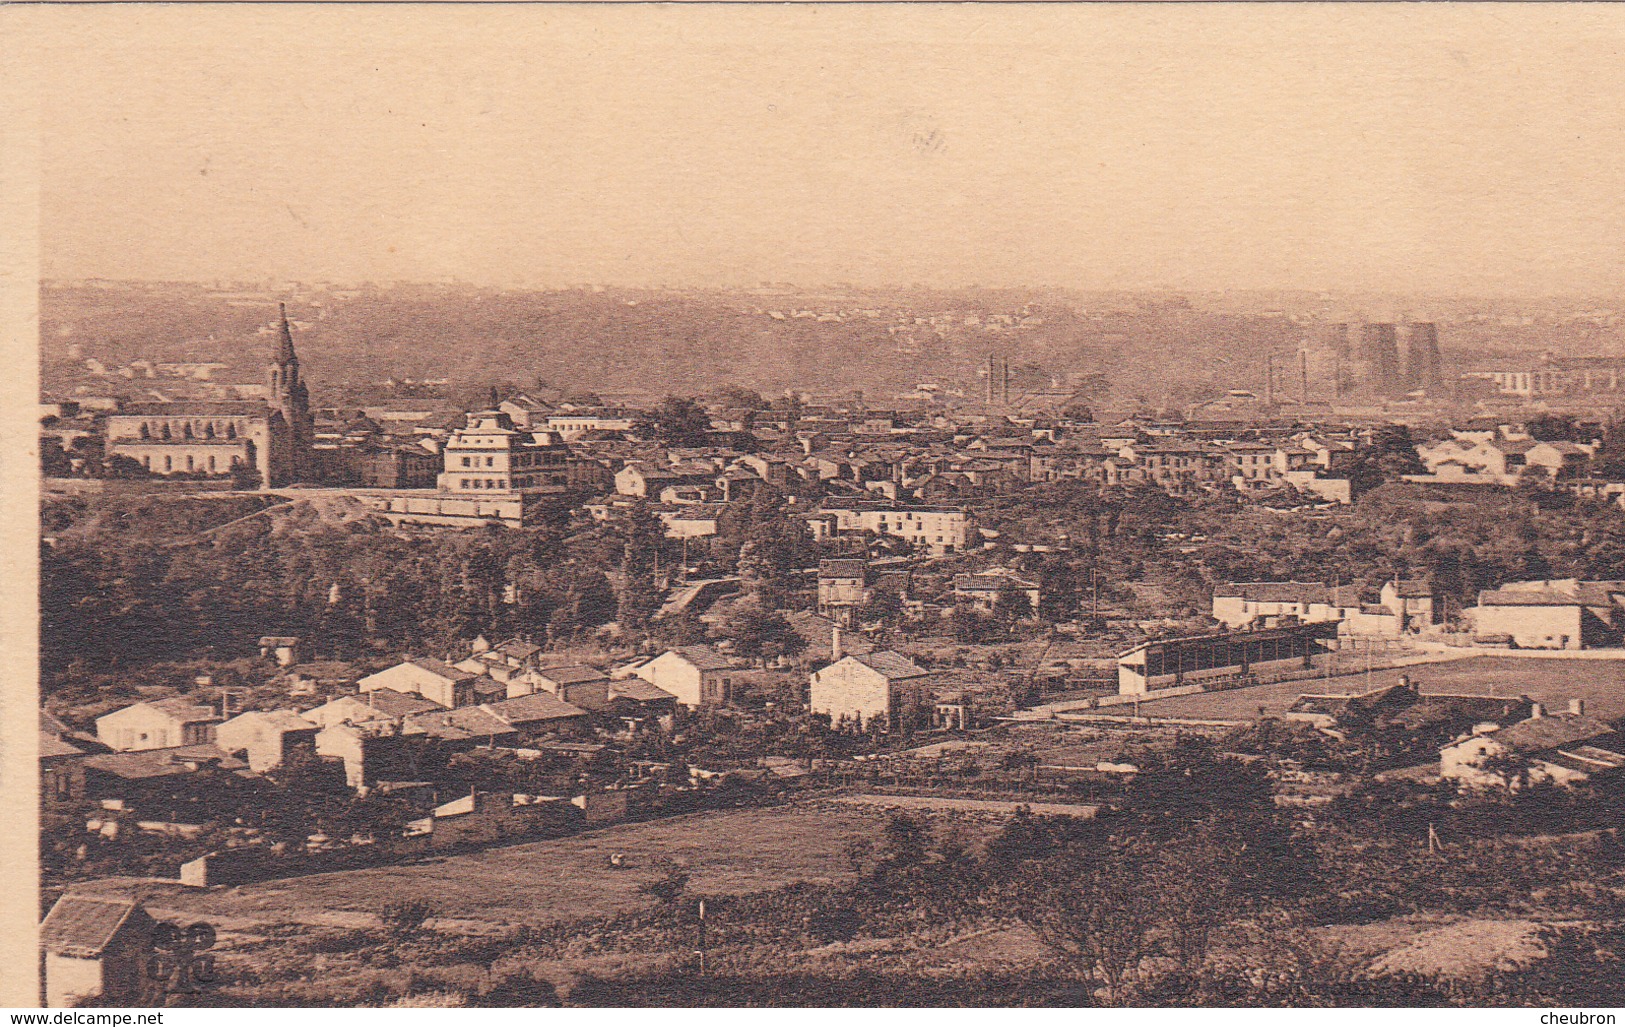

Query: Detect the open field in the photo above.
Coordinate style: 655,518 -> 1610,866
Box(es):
142,801 -> 911,932
1134,655 -> 1625,722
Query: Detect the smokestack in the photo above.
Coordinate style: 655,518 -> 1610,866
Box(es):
832,624 -> 844,661
1299,349 -> 1309,405
1264,352 -> 1275,407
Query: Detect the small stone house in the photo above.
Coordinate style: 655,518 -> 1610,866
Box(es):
39,894 -> 159,1007
215,710 -> 320,773
809,651 -> 932,731
632,645 -> 736,709
96,698 -> 221,753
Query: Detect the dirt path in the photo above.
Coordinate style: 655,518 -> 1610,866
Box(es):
834,793 -> 1099,817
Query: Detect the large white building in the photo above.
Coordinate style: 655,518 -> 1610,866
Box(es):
383,411 -> 575,527
105,304 -> 313,488
807,502 -> 972,555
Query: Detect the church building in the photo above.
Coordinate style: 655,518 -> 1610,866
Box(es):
106,304 -> 315,488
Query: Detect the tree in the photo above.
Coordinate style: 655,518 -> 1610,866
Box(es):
950,605 -> 996,643
713,384 -> 767,410
638,858 -> 691,906
645,396 -> 713,447
1151,826 -> 1242,976
230,462 -> 263,490
721,602 -> 807,664
1344,427 -> 1426,493
1018,847 -> 1156,1002
380,900 -> 436,937
858,589 -> 903,628
41,438 -> 72,477
992,581 -> 1035,624
1524,414 -> 1581,442
877,813 -> 929,873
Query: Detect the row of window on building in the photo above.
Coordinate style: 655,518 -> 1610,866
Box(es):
140,453 -> 242,473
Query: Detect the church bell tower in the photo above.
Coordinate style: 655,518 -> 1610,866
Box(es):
268,302 -> 313,479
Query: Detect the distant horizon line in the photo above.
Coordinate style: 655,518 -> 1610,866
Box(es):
38,277 -> 1625,305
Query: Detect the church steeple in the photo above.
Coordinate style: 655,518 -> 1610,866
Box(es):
273,302 -> 298,366
265,301 -> 313,484
269,302 -> 303,400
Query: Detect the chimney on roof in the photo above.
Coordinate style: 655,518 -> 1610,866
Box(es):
1530,702 -> 1545,720
832,624 -> 844,662
1398,674 -> 1417,694
1569,698 -> 1586,716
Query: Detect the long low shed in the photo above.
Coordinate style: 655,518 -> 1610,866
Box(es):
1117,623 -> 1338,695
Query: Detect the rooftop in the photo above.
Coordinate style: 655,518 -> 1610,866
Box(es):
667,645 -> 734,672
486,692 -> 589,724
41,895 -> 149,959
534,664 -> 610,686
848,651 -> 930,680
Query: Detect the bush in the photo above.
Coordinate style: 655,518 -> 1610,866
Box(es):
379,900 -> 435,937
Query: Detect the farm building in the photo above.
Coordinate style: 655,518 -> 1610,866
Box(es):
1440,701 -> 1625,790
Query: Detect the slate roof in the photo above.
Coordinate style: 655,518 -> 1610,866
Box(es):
485,692 -> 589,725
1389,579 -> 1436,598
1489,714 -> 1618,754
40,710 -> 73,737
493,639 -> 542,662
954,572 -> 1039,592
143,697 -> 222,724
405,707 -> 517,741
1477,581 -> 1625,608
819,559 -> 869,579
334,688 -> 446,720
407,656 -> 478,682
608,678 -> 679,704
848,651 -> 930,680
80,745 -> 248,780
40,895 -> 149,958
1215,581 -> 1329,604
1388,694 -> 1533,732
223,710 -> 318,734
535,664 -> 610,686
669,645 -> 733,672
40,732 -> 85,759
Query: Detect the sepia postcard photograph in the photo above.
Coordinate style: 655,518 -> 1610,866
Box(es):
8,0 -> 1625,1013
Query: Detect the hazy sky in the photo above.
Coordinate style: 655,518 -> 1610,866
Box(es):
19,4 -> 1625,294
